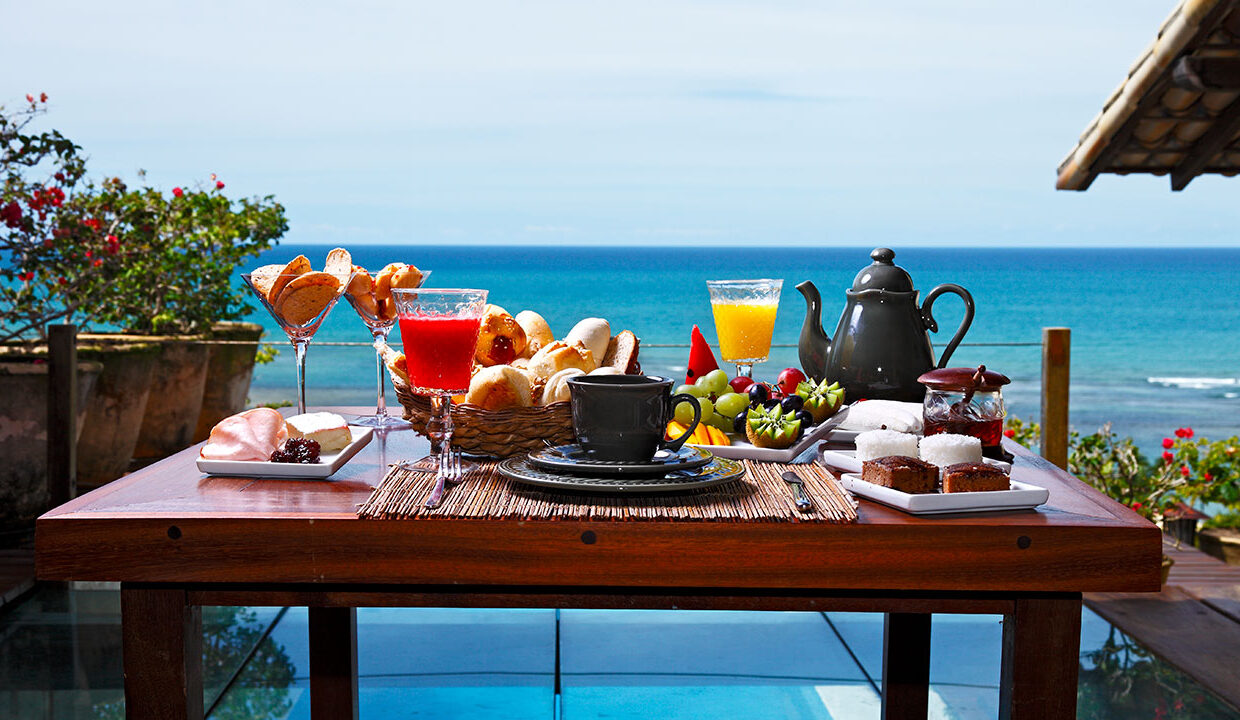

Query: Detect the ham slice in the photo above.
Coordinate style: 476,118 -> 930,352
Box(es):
200,407 -> 289,461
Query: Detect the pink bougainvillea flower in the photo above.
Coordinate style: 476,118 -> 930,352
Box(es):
172,187 -> 184,198
1184,427 -> 1194,438
215,181 -> 225,190
25,94 -> 34,103
1162,437 -> 1174,449
1162,451 -> 1174,463
1180,465 -> 1191,477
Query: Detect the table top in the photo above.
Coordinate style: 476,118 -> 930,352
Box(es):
37,407 -> 1162,594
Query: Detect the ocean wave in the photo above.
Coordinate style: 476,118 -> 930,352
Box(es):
1147,377 -> 1237,390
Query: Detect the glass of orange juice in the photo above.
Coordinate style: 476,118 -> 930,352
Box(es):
706,278 -> 782,378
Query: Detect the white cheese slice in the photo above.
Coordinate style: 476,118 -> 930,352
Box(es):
285,412 -> 351,453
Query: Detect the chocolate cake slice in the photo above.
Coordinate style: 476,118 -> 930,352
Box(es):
861,455 -> 938,494
942,462 -> 1009,493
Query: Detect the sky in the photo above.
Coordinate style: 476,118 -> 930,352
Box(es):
3,0 -> 1238,246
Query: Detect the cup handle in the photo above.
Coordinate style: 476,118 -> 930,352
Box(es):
662,394 -> 702,452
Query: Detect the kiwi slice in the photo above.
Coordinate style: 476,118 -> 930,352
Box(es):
744,405 -> 803,449
795,378 -> 846,424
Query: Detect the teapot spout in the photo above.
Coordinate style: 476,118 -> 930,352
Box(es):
796,281 -> 831,380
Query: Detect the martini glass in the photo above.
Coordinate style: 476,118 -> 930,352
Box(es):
242,272 -> 351,415
391,288 -> 487,508
706,278 -> 782,379
344,270 -> 431,428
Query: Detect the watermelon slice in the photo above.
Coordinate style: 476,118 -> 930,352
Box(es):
685,325 -> 720,384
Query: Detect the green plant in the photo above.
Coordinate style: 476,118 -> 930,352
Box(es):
1,94 -> 126,342
1157,427 -> 1240,512
73,172 -> 287,335
1078,624 -> 1226,719
1068,424 -> 1184,523
1202,510 -> 1240,530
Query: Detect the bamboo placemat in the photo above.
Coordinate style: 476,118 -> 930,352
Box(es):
357,458 -> 857,523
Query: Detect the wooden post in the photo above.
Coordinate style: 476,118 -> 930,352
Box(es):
309,606 -> 359,720
48,324 -> 77,507
999,595 -> 1082,720
1041,328 -> 1070,470
881,612 -> 932,719
121,586 -> 204,720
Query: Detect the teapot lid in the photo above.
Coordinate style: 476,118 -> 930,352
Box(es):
851,248 -> 915,292
918,365 -> 1011,392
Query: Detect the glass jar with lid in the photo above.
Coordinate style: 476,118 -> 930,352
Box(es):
917,365 -> 1011,458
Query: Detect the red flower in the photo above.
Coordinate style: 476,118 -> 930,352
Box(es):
1003,429 -> 1016,438
84,250 -> 92,258
1204,472 -> 1213,482
42,238 -> 53,248
54,172 -> 64,182
1162,451 -> 1174,463
1132,502 -> 1143,510
215,180 -> 225,190
83,217 -> 101,230
19,271 -> 34,282
40,92 -> 47,103
1181,465 -> 1191,477
1185,427 -> 1194,438
92,258 -> 103,267
0,201 -> 20,227
25,94 -> 34,103
172,187 -> 184,198
1162,437 -> 1174,449
105,234 -> 118,244
57,276 -> 67,286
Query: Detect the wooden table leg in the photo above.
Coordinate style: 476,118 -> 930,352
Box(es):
1000,594 -> 1082,720
309,606 -> 359,720
121,586 -> 203,720
881,612 -> 932,719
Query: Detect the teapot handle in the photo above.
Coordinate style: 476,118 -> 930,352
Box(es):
921,283 -> 975,368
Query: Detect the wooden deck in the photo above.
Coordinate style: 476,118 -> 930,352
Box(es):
0,548 -> 35,613
1085,537 -> 1240,712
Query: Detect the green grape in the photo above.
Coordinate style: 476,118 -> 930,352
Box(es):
707,413 -> 733,431
676,383 -> 707,398
673,399 -> 698,425
714,392 -> 748,418
695,398 -> 715,420
703,368 -> 731,394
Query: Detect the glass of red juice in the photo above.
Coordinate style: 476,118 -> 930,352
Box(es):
391,288 -> 488,507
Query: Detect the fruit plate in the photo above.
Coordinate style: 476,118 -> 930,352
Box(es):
195,426 -> 373,479
694,416 -> 844,463
498,456 -> 745,494
817,448 -> 1012,476
838,473 -> 1049,515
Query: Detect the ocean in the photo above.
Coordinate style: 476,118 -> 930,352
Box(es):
241,246 -> 1240,454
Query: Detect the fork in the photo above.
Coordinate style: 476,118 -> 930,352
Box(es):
424,446 -> 464,509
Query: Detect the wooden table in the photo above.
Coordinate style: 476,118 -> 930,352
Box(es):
36,407 -> 1161,720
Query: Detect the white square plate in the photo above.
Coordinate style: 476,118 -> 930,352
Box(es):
694,416 -> 847,463
196,426 -> 373,479
839,473 -> 1049,515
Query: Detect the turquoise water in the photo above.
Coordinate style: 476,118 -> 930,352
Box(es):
242,246 -> 1240,452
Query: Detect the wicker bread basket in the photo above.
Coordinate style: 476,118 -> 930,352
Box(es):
392,376 -> 575,457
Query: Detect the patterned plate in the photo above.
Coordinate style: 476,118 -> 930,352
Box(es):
499,456 -> 745,494
528,444 -> 713,476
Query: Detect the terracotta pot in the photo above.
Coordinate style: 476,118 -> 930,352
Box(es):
78,333 -> 210,461
0,359 -> 101,531
1199,527 -> 1240,565
75,342 -> 161,488
194,322 -> 263,443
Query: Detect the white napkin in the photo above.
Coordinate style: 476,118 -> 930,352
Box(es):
835,400 -> 924,434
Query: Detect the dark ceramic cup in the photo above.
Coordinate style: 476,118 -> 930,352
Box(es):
566,375 -> 702,462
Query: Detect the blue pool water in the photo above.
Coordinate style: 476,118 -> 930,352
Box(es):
241,245 -> 1240,452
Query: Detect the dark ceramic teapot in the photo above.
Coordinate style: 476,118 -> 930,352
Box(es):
796,248 -> 974,402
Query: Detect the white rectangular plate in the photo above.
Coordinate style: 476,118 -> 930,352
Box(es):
196,426 -> 373,479
692,416 -> 847,463
818,449 -> 1012,476
839,473 -> 1049,515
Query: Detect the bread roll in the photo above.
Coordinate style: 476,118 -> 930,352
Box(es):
527,340 -> 595,381
541,368 -> 584,405
379,342 -> 409,385
565,318 -> 611,362
601,330 -> 641,374
475,304 -> 528,366
587,366 -> 623,376
465,365 -> 533,410
515,310 -> 554,356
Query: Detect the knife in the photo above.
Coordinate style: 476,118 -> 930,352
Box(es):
781,471 -> 814,512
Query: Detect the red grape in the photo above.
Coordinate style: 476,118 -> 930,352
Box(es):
729,376 -> 755,394
777,367 -> 807,396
